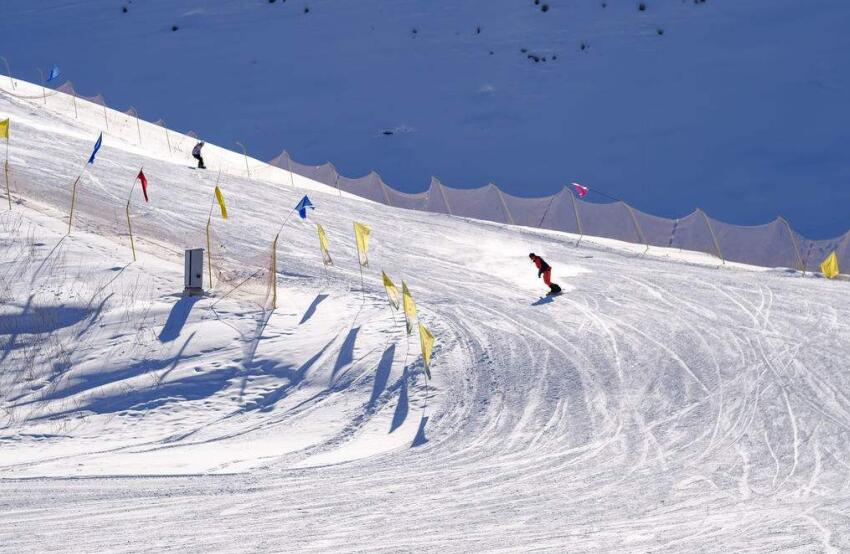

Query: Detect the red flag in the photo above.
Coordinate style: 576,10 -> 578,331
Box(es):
137,170 -> 149,202
572,182 -> 588,198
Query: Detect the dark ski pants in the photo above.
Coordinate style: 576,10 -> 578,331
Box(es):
193,154 -> 206,169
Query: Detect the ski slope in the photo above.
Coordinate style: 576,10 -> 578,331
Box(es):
2,83 -> 850,552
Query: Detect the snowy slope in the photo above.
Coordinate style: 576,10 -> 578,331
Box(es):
3,81 -> 850,552
3,0 -> 850,237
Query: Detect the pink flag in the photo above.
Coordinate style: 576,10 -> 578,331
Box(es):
572,182 -> 588,198
137,170 -> 149,202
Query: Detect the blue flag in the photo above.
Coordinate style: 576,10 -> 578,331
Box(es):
47,65 -> 61,82
87,133 -> 103,165
295,195 -> 314,219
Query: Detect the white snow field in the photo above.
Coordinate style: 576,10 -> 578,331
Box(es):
2,81 -> 850,552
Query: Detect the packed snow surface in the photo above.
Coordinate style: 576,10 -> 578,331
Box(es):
2,81 -> 850,552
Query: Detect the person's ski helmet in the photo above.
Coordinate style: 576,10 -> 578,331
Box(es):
528,253 -> 535,258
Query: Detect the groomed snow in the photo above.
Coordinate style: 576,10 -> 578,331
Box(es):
2,81 -> 850,552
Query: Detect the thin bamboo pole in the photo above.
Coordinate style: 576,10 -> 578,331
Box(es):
0,57 -> 15,90
36,68 -> 46,105
132,108 -> 142,145
103,104 -> 109,131
71,94 -> 78,119
625,203 -> 649,255
206,216 -> 213,287
779,217 -> 805,274
4,137 -> 10,210
699,209 -> 725,265
68,174 -> 81,234
495,185 -> 515,225
126,201 -> 136,262
126,173 -> 140,262
237,141 -> 250,180
4,161 -> 11,211
271,233 -> 279,309
569,188 -> 584,247
436,179 -> 452,215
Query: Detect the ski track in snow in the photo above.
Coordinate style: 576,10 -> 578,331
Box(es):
1,84 -> 850,552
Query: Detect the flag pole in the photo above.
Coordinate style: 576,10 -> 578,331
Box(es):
4,132 -> 10,210
67,157 -> 90,234
126,172 -> 139,262
68,173 -> 82,234
271,233 -> 279,309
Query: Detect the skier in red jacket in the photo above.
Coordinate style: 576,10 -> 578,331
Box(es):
529,253 -> 562,294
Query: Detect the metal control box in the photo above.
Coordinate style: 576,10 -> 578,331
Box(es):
184,248 -> 204,296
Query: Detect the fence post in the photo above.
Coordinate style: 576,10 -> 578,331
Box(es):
625,203 -> 649,254
71,93 -> 78,119
778,216 -> 805,273
130,107 -> 142,146
494,184 -> 515,225
0,57 -> 15,90
569,188 -> 584,247
699,208 -> 724,265
236,141 -> 250,180
36,68 -> 47,105
436,179 -> 452,215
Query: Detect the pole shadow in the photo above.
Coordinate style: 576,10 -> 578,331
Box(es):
158,295 -> 200,343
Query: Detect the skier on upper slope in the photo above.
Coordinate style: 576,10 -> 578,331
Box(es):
192,141 -> 206,169
529,253 -> 562,295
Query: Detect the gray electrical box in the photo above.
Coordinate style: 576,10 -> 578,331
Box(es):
184,248 -> 204,296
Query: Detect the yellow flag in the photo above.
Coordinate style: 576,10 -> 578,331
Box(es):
214,185 -> 228,219
0,118 -> 8,140
317,223 -> 332,266
820,251 -> 840,279
354,222 -> 370,266
419,322 -> 434,379
402,280 -> 417,335
382,271 -> 400,310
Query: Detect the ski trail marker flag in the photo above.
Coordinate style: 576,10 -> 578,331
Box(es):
137,170 -> 149,202
317,223 -> 332,266
572,182 -> 588,198
295,195 -> 314,219
87,133 -> 103,165
0,118 -> 8,139
382,271 -> 400,310
820,251 -> 840,279
47,65 -> 61,82
354,222 -> 371,267
214,185 -> 228,219
418,322 -> 434,379
402,281 -> 417,335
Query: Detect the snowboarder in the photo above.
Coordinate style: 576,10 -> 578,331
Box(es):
192,141 -> 206,169
529,253 -> 562,295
